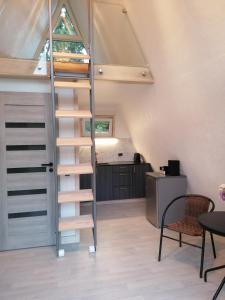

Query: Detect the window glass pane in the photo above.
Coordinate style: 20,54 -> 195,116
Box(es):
94,1 -> 147,66
53,40 -> 85,54
39,40 -> 86,61
95,121 -> 110,133
53,5 -> 77,36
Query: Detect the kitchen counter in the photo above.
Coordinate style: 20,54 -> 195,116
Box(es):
97,161 -> 145,166
146,172 -> 186,178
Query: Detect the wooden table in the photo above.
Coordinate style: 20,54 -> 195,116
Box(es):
198,211 -> 225,300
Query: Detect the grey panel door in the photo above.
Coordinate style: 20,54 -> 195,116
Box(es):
0,92 -> 55,250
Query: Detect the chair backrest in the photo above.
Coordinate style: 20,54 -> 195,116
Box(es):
184,195 -> 214,219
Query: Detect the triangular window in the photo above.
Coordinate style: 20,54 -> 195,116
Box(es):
53,5 -> 77,36
38,1 -> 87,61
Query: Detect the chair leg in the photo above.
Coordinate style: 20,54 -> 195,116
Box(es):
200,229 -> 206,278
212,276 -> 225,300
210,232 -> 216,259
158,226 -> 164,261
179,232 -> 182,247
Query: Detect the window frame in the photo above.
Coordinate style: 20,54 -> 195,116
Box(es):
35,0 -> 85,59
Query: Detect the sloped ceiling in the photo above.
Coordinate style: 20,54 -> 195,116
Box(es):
0,0 -> 146,66
0,0 -> 58,59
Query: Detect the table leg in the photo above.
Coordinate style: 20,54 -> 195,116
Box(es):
200,229 -> 206,278
204,265 -> 225,282
212,276 -> 225,300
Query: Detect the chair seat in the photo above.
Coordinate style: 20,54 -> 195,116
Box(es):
166,217 -> 203,236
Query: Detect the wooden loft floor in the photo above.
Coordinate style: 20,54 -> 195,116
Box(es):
0,58 -> 88,80
0,58 -> 154,83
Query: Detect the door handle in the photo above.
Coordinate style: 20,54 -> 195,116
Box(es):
41,162 -> 53,167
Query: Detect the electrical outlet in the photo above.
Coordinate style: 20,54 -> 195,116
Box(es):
118,153 -> 123,157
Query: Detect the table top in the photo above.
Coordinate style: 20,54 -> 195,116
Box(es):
198,211 -> 225,237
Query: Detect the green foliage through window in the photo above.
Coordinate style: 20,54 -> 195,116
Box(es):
39,4 -> 87,61
53,5 -> 76,36
40,40 -> 86,60
85,121 -> 110,133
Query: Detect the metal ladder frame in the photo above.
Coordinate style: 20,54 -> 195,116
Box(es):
48,0 -> 97,255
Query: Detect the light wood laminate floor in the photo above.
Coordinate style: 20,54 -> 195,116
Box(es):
0,199 -> 225,300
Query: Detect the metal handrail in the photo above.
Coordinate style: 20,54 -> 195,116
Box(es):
48,0 -> 60,255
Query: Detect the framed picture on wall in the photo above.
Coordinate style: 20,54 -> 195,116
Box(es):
81,115 -> 114,137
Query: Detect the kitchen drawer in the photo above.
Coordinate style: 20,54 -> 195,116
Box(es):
112,165 -> 133,173
113,186 -> 132,199
113,172 -> 132,186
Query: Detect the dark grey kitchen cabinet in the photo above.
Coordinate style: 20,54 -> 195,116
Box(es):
112,165 -> 133,200
96,165 -> 113,201
80,162 -> 152,201
80,165 -> 113,201
80,173 -> 91,190
133,164 -> 151,198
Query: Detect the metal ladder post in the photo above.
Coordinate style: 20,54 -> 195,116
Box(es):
88,0 -> 97,251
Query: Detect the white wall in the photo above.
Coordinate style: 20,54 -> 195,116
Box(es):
118,0 -> 225,209
78,82 -> 136,163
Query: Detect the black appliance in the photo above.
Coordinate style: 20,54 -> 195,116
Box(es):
134,153 -> 141,163
159,165 -> 170,175
168,160 -> 180,176
160,160 -> 180,176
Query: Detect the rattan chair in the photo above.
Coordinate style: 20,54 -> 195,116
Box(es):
158,194 -> 216,278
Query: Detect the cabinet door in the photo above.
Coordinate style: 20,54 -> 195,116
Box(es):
80,174 -> 92,189
133,164 -> 151,198
145,175 -> 157,226
96,166 -> 113,201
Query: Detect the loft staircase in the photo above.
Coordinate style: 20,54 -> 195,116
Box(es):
48,0 -> 97,256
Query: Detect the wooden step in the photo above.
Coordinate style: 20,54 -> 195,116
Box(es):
54,80 -> 91,89
55,110 -> 92,119
59,215 -> 94,231
53,52 -> 90,60
57,164 -> 93,176
58,189 -> 93,204
56,137 -> 92,147
54,62 -> 89,74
